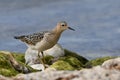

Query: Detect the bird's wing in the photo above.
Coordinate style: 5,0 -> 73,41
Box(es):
14,31 -> 48,45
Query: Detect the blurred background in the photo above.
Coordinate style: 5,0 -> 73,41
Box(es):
0,0 -> 120,59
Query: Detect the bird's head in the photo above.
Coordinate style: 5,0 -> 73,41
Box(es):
56,21 -> 75,32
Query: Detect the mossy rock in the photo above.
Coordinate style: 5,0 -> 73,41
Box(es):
3,50 -> 116,76
0,51 -> 38,77
12,52 -> 25,63
64,49 -> 88,64
50,60 -> 75,70
44,55 -> 54,65
50,56 -> 84,70
85,56 -> 115,68
49,49 -> 88,70
0,52 -> 22,76
0,49 -> 88,76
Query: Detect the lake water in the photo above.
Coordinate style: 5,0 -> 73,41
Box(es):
0,0 -> 120,59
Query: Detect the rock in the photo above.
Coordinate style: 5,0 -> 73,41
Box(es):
30,64 -> 45,71
25,43 -> 65,65
4,66 -> 119,80
44,43 -> 65,58
85,56 -> 113,68
102,57 -> 120,70
50,56 -> 84,70
64,49 -> 88,64
0,51 -> 24,77
0,51 -> 40,77
0,75 -> 12,80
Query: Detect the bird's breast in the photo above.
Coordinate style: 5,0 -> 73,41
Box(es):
31,33 -> 61,51
34,37 -> 57,51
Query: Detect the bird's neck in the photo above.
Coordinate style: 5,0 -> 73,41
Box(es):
52,27 -> 63,40
52,27 -> 63,34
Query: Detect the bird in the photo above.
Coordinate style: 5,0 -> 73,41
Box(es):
14,21 -> 75,69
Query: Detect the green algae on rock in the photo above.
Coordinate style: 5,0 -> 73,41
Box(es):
50,56 -> 84,70
85,56 -> 115,68
49,49 -> 89,70
0,52 -> 21,76
50,60 -> 75,70
12,52 -> 25,63
0,51 -> 38,77
44,55 -> 54,65
64,49 -> 88,64
0,49 -> 88,76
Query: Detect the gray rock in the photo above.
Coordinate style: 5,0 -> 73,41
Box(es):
0,65 -> 120,80
10,66 -> 120,80
102,57 -> 120,70
0,75 -> 12,80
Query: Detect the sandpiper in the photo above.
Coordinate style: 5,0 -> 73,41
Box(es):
14,21 -> 75,69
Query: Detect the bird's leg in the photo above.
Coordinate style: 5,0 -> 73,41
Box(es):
41,51 -> 47,69
38,51 -> 46,70
41,51 -> 46,64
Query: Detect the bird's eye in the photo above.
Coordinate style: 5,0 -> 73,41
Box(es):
61,23 -> 65,26
61,24 -> 65,26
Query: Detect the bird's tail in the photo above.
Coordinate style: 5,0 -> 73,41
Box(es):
14,36 -> 25,39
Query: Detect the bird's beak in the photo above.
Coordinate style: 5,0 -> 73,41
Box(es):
68,27 -> 75,31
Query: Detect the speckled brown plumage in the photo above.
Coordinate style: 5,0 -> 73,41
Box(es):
14,31 -> 48,45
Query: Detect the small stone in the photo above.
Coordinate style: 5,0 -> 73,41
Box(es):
30,64 -> 45,71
